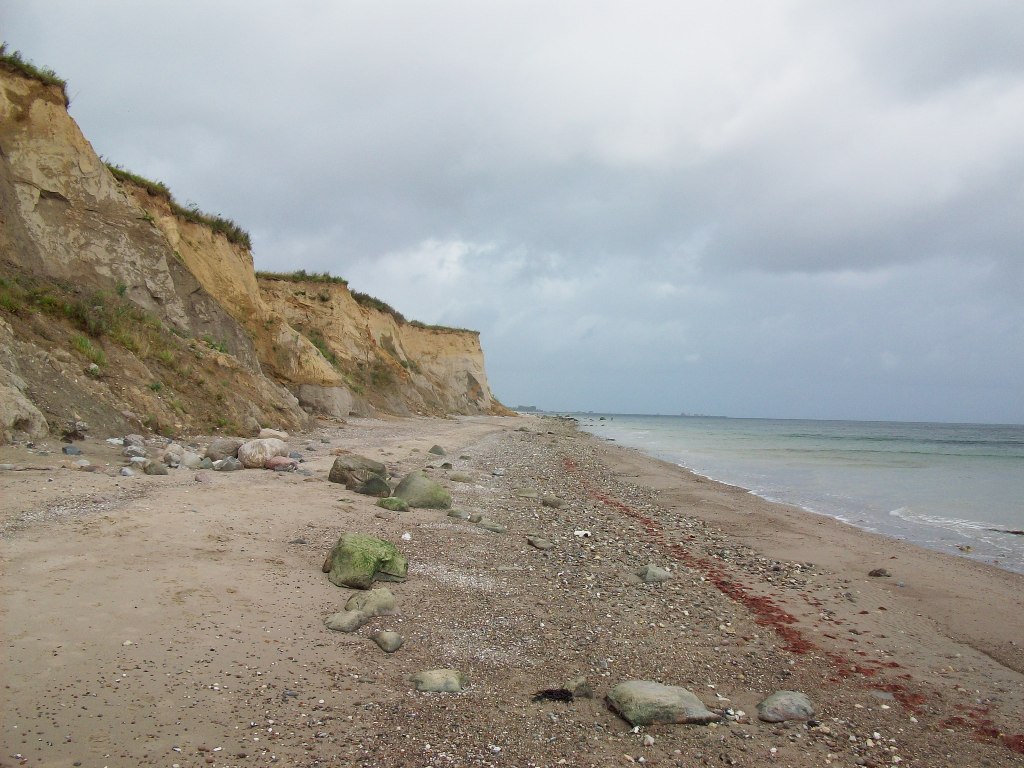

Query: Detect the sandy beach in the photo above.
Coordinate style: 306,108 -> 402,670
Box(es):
2,414 -> 1022,768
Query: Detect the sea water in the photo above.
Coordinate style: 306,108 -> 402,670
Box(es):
576,415 -> 1024,574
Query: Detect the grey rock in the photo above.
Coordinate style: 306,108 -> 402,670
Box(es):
514,486 -> 539,499
527,536 -> 555,551
449,472 -> 474,483
129,456 -> 148,466
607,681 -> 721,726
468,513 -> 483,523
61,445 -> 81,455
143,460 -> 169,476
180,451 -> 203,469
410,669 -> 466,693
440,462 -> 453,470
868,568 -> 891,577
122,445 -> 147,458
757,691 -> 815,723
123,434 -> 146,448
213,457 -> 243,471
637,563 -> 673,583
565,675 -> 594,699
540,495 -> 565,508
198,457 -> 214,470
427,444 -> 446,456
344,587 -> 397,617
204,437 -> 244,462
324,610 -> 369,633
119,467 -> 135,477
328,454 -> 387,486
354,476 -> 392,497
492,468 -> 506,476
237,438 -> 289,469
447,509 -> 471,520
477,519 -> 506,533
373,631 -> 404,653
393,471 -> 452,509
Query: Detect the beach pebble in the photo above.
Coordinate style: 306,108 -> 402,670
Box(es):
607,680 -> 721,726
428,444 -> 446,456
409,669 -> 466,693
756,691 -> 816,722
477,519 -> 506,533
637,563 -> 673,583
447,509 -> 471,520
373,631 -> 404,653
527,535 -> 555,551
868,568 -> 891,578
119,467 -> 134,477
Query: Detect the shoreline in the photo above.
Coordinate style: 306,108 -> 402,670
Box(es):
577,420 -> 1024,578
2,414 -> 1023,766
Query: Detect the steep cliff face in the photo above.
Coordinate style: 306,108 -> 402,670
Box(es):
258,278 -> 504,417
0,61 -> 506,441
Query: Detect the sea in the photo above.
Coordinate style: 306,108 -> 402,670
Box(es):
573,414 -> 1024,575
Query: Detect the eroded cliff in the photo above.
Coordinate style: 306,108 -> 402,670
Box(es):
0,57 -> 505,442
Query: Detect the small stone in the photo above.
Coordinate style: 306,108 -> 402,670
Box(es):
637,564 -> 672,583
565,676 -> 593,699
61,445 -> 82,455
527,536 -> 555,551
344,587 -> 397,617
447,509 -> 471,520
119,467 -> 135,477
540,495 -> 565,508
324,610 -> 368,633
477,519 -> 506,533
756,691 -> 816,723
213,457 -> 243,471
265,455 -> 298,472
427,444 -> 446,456
258,428 -> 289,440
449,472 -> 474,483
122,445 -> 147,458
409,669 -> 466,693
373,631 -> 404,653
514,486 -> 539,499
143,460 -> 169,476
868,568 -> 891,578
468,513 -> 483,523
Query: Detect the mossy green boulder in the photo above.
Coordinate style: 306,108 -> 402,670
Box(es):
393,471 -> 452,509
321,533 -> 408,589
377,496 -> 410,512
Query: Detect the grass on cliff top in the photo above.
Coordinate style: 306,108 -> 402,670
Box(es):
0,44 -> 69,106
105,163 -> 252,250
256,269 -> 348,286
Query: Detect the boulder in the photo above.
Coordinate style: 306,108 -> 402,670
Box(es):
237,438 -> 289,468
122,445 -> 147,458
123,433 -> 146,448
322,533 -> 408,589
328,454 -> 387,486
756,691 -> 815,723
161,443 -> 185,467
410,669 -> 465,693
607,681 -> 721,726
205,437 -> 244,462
258,428 -> 289,440
377,497 -> 410,512
213,457 -> 243,471
180,451 -> 203,469
143,460 -> 168,476
393,471 -> 452,509
354,476 -> 392,497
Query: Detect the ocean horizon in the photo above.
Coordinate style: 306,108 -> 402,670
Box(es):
566,413 -> 1024,575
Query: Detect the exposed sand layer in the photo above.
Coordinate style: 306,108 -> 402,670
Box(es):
2,415 -> 1022,767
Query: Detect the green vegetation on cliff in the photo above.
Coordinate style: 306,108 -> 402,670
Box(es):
0,44 -> 69,106
106,163 -> 252,250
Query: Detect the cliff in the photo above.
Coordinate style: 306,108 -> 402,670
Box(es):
0,55 -> 506,442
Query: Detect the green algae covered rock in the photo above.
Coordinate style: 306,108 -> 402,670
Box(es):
393,471 -> 452,509
322,533 -> 408,589
377,496 -> 410,512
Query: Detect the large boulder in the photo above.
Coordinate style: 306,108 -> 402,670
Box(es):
237,438 -> 289,468
322,533 -> 408,589
393,471 -> 452,509
205,437 -> 245,462
607,681 -> 721,726
328,454 -> 387,487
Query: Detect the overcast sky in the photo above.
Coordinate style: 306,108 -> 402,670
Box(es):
6,1 -> 1023,422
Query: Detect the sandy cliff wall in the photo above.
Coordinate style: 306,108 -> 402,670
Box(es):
258,278 -> 504,416
0,62 -> 506,440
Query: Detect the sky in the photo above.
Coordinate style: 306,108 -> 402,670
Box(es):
5,1 -> 1024,423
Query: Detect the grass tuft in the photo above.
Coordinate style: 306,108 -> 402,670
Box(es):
256,269 -> 348,285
